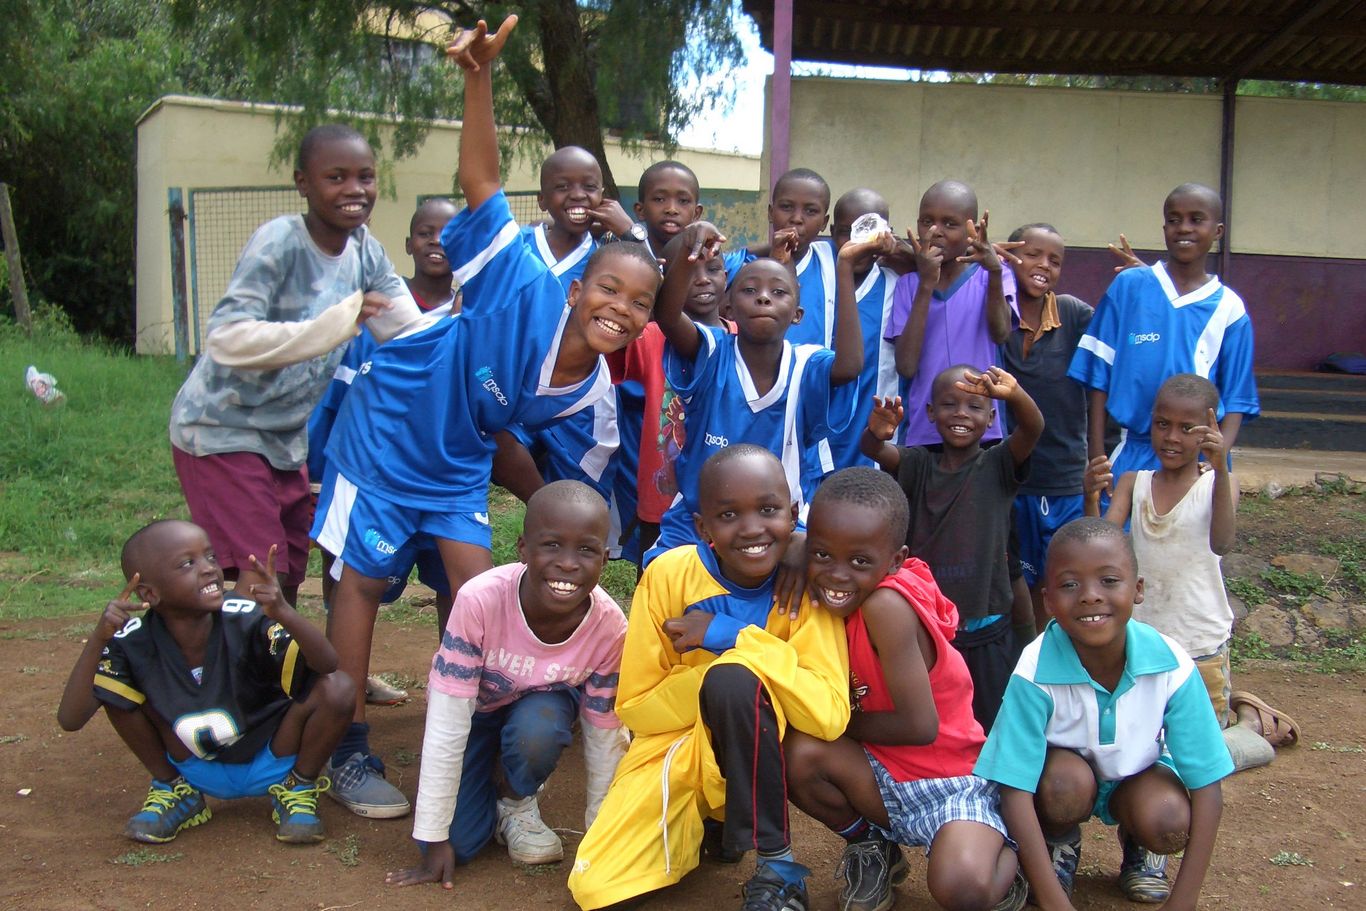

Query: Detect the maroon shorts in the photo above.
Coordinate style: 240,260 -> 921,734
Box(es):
171,446 -> 311,586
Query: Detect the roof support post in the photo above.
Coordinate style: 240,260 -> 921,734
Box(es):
770,0 -> 793,189
1218,78 -> 1239,281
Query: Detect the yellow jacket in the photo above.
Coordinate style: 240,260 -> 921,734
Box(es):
568,545 -> 849,909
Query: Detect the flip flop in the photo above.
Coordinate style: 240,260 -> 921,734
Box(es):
1230,691 -> 1301,748
365,675 -> 409,706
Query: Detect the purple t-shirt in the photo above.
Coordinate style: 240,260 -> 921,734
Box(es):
883,264 -> 1018,446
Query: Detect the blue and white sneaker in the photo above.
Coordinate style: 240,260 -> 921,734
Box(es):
1118,831 -> 1170,903
325,752 -> 410,819
124,777 -> 211,843
1028,827 -> 1081,904
269,774 -> 331,843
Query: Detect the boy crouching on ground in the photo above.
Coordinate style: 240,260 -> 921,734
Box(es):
58,521 -> 353,844
788,467 -> 1024,911
975,518 -> 1231,908
569,445 -> 850,911
385,481 -> 629,889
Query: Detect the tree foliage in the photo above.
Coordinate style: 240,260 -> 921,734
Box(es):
170,0 -> 743,195
0,0 -> 216,341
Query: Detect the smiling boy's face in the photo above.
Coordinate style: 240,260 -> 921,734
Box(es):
1162,189 -> 1223,265
1011,227 -> 1064,300
693,452 -> 797,588
634,167 -> 702,250
927,369 -> 993,450
294,135 -> 377,244
568,249 -> 660,353
132,522 -> 226,614
805,500 -> 905,618
1043,534 -> 1142,654
517,496 -> 609,618
538,148 -> 605,237
405,201 -> 458,279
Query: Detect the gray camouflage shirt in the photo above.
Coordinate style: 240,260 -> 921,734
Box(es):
168,215 -> 409,470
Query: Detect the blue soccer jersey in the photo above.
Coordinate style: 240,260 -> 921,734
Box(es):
520,223 -> 597,294
785,239 -> 837,348
649,326 -> 857,558
1068,262 -> 1259,435
810,263 -> 900,480
325,190 -> 611,513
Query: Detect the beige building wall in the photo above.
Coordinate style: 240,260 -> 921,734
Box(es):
782,77 -> 1366,260
136,95 -> 761,354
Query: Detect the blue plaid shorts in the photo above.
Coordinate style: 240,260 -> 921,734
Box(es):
867,752 -> 1012,851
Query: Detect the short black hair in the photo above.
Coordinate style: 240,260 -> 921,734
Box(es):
296,124 -> 369,171
1008,222 -> 1061,243
774,167 -> 831,207
637,160 -> 699,200
1156,373 -> 1220,412
811,467 -> 909,545
931,363 -> 981,399
582,240 -> 664,286
120,519 -> 191,579
921,180 -> 979,220
525,479 -> 608,526
832,187 -> 889,225
410,197 -> 458,234
539,146 -> 601,185
1165,182 -> 1223,219
698,444 -> 787,498
1047,517 -> 1137,574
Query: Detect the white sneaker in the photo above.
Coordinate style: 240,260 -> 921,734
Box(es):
494,794 -> 563,864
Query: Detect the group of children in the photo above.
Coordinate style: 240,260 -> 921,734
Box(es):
59,13 -> 1304,911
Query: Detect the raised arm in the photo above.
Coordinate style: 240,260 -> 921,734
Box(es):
860,395 -> 904,472
57,577 -> 147,731
447,17 -> 518,211
957,367 -> 1042,468
831,234 -> 892,385
247,547 -> 338,674
959,212 -> 1022,344
656,223 -> 726,362
1198,407 -> 1239,555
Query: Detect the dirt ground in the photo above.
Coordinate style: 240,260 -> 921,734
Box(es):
0,626 -> 1360,911
2,489 -> 1363,911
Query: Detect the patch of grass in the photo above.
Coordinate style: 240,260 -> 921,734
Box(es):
1319,539 -> 1366,593
111,847 -> 184,866
374,671 -> 423,692
1231,632 -> 1275,667
393,746 -> 419,766
1269,850 -> 1313,867
0,323 -> 188,622
0,733 -> 28,745
1225,577 -> 1265,605
1259,567 -> 1328,600
1289,632 -> 1366,674
1309,741 -> 1364,754
325,833 -> 361,867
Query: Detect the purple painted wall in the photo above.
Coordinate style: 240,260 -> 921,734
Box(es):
1058,248 -> 1366,372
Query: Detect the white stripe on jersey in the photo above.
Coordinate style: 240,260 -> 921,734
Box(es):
1153,261 -> 1222,309
1193,287 -> 1248,378
533,223 -> 594,277
453,219 -> 522,286
1077,333 -> 1117,366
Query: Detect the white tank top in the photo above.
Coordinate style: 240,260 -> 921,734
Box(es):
1130,470 -> 1233,657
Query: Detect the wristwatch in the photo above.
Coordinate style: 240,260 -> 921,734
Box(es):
623,223 -> 648,243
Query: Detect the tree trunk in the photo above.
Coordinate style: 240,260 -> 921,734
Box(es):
531,0 -> 620,197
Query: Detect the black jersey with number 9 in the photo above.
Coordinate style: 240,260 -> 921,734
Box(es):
93,599 -> 310,763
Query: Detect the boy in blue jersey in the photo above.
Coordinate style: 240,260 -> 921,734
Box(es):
58,523 -> 354,846
769,168 -> 836,349
1068,183 -> 1259,483
307,197 -> 461,706
643,221 -> 866,564
816,187 -> 901,478
311,16 -> 661,820
975,518 -> 1232,908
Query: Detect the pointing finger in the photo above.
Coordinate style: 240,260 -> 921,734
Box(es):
117,572 -> 141,602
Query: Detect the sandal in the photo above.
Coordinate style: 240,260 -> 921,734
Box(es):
1229,691 -> 1300,747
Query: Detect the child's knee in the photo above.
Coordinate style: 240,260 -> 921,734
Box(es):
1036,749 -> 1096,827
699,663 -> 764,714
314,671 -> 357,714
927,857 -> 1003,911
1128,789 -> 1191,854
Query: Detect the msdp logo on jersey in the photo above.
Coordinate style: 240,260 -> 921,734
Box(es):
475,366 -> 509,405
363,527 -> 398,556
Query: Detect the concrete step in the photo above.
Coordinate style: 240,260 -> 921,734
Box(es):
1238,411 -> 1366,452
1256,388 -> 1366,415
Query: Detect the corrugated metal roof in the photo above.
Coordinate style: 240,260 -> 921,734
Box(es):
742,0 -> 1366,85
